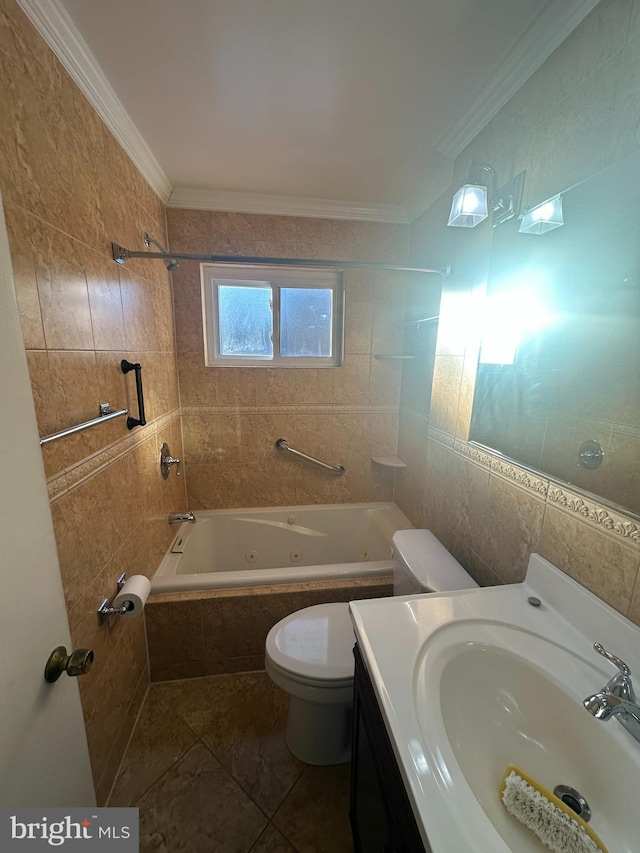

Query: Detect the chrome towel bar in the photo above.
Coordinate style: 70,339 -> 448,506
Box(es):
275,438 -> 345,475
39,403 -> 128,446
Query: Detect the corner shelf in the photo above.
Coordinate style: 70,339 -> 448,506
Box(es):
404,315 -> 439,329
371,456 -> 407,469
374,354 -> 415,360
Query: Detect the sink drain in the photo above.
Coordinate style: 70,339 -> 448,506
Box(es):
553,785 -> 591,822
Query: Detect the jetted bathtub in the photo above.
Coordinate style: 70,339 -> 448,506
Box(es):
152,502 -> 413,593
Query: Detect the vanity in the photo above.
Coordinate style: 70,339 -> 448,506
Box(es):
351,642 -> 425,852
348,554 -> 640,853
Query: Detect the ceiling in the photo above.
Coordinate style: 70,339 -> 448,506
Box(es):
49,0 -> 597,219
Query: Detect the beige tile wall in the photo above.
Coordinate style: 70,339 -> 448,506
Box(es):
167,210 -> 410,508
0,0 -> 187,803
396,0 -> 640,624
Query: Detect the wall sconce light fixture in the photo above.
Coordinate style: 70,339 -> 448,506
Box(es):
447,183 -> 489,228
519,195 -> 563,234
447,162 -> 525,229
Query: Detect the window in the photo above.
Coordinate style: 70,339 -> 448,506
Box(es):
202,265 -> 344,367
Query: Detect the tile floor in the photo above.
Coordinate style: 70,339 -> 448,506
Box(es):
109,671 -> 354,852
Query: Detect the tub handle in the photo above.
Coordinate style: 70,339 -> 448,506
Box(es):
275,438 -> 345,475
160,442 -> 181,478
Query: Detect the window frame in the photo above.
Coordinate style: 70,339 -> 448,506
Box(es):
201,264 -> 344,368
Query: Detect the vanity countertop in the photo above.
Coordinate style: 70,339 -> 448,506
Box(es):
349,554 -> 640,853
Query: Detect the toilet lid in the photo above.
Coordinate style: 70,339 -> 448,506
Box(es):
266,602 -> 355,682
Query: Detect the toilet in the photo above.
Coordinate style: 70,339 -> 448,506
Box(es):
264,529 -> 478,765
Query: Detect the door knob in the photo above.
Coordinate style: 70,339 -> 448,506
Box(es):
44,646 -> 94,683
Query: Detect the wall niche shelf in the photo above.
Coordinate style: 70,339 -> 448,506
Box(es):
374,354 -> 415,360
372,456 -> 407,469
405,315 -> 439,329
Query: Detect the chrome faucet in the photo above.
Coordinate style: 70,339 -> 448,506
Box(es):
583,643 -> 640,743
168,512 -> 196,524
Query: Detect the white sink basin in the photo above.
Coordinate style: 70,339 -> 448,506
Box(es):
415,622 -> 639,852
349,555 -> 640,853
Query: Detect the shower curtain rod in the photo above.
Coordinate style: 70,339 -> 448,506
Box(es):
111,242 -> 449,277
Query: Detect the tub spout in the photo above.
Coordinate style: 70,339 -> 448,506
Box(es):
169,512 -> 195,524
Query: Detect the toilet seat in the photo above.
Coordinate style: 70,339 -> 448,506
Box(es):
265,602 -> 354,685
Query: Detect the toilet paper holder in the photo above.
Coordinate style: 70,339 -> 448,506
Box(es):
97,572 -> 130,625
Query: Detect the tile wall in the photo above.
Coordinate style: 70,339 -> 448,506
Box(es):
0,0 -> 187,803
396,0 -> 640,622
167,209 -> 410,509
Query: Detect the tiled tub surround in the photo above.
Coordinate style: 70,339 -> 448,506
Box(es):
0,0 -> 187,802
152,502 -> 412,593
395,0 -> 640,628
168,208 -> 413,509
146,577 -> 393,682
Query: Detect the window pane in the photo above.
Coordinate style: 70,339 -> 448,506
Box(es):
280,288 -> 333,357
217,284 -> 273,357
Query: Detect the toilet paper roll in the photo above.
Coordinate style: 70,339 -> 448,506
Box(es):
112,574 -> 151,619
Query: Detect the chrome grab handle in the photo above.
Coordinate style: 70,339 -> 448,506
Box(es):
275,438 -> 345,476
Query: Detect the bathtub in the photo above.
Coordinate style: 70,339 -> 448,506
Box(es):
151,502 -> 413,593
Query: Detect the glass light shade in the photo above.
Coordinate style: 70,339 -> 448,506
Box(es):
447,184 -> 489,227
519,195 -> 563,234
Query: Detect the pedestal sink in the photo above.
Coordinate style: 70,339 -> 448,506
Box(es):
350,554 -> 640,853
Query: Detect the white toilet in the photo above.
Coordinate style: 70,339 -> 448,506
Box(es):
264,529 -> 478,765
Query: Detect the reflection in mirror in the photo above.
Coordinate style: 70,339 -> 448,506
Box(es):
470,149 -> 640,518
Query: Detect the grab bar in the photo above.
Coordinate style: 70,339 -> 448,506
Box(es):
121,359 -> 146,429
275,438 -> 345,476
39,403 -> 129,446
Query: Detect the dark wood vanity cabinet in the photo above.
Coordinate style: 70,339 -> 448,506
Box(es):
350,644 -> 427,853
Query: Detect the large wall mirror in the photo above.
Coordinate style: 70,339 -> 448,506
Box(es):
469,148 -> 640,518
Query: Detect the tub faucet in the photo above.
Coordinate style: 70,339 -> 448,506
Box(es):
169,512 -> 195,524
583,642 -> 640,743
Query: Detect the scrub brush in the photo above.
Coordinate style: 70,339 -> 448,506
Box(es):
500,765 -> 608,853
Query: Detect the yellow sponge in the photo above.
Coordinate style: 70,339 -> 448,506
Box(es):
500,765 -> 608,853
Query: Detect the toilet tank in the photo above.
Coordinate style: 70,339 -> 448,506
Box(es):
391,530 -> 479,595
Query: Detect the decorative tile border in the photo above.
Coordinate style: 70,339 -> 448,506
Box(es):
541,412 -> 640,441
47,473 -> 68,503
547,485 -> 640,550
47,402 -> 402,504
611,421 -> 640,440
423,435 -> 640,550
490,457 -> 549,498
181,404 -> 400,416
427,426 -> 455,449
454,438 -> 492,470
399,407 -> 430,427
48,409 -> 181,503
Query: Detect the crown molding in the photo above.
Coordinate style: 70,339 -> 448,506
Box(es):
16,0 -> 172,202
435,0 -> 601,160
168,187 -> 410,224
407,158 -> 455,223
